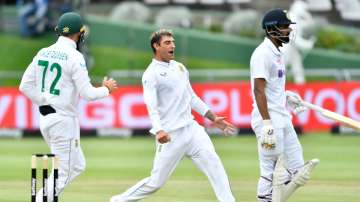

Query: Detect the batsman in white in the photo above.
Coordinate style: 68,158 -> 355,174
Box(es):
110,29 -> 236,202
249,9 -> 319,202
19,12 -> 117,202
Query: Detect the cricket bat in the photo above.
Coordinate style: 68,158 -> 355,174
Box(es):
301,101 -> 360,132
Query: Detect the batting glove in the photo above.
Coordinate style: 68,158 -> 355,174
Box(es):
286,91 -> 307,115
261,120 -> 276,150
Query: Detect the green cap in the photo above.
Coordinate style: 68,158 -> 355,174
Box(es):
55,12 -> 85,36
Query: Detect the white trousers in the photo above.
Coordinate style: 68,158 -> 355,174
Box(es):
116,121 -> 235,202
36,113 -> 86,202
252,118 -> 304,202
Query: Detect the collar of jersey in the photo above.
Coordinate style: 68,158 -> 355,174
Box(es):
152,58 -> 174,68
264,37 -> 281,56
57,36 -> 77,50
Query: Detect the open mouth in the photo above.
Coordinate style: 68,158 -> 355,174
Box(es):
169,50 -> 174,55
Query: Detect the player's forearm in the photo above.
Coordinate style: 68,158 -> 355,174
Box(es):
80,84 -> 109,101
143,86 -> 163,133
19,82 -> 44,105
19,88 -> 44,105
147,109 -> 163,134
191,96 -> 210,117
254,89 -> 271,120
188,82 -> 209,116
145,102 -> 163,133
204,110 -> 217,122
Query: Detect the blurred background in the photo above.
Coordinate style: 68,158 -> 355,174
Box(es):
0,1 -> 360,202
0,0 -> 359,137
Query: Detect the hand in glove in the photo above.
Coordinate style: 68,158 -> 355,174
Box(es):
286,90 -> 307,115
261,120 -> 276,150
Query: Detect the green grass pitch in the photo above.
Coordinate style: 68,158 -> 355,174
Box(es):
0,134 -> 359,202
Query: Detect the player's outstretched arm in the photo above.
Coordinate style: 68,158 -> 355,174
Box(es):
77,76 -> 117,101
72,56 -> 117,101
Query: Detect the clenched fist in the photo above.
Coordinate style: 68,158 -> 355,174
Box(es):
156,130 -> 171,144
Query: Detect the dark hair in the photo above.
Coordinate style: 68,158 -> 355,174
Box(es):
150,29 -> 173,53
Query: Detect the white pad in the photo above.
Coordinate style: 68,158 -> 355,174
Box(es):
282,158 -> 320,201
272,156 -> 287,202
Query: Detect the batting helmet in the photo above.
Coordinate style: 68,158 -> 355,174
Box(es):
55,12 -> 85,36
262,9 -> 295,30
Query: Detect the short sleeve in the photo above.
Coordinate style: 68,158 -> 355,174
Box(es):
250,52 -> 270,82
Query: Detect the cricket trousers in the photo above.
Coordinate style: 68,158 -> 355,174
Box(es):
36,113 -> 86,202
115,121 -> 235,202
252,118 -> 304,202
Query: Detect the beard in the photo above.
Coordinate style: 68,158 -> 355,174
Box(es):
76,32 -> 85,51
282,36 -> 290,44
76,40 -> 83,51
274,35 -> 290,45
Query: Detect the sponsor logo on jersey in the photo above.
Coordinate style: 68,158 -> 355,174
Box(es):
278,69 -> 285,78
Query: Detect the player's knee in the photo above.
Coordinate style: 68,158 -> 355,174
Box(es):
200,149 -> 220,161
152,185 -> 162,191
147,177 -> 167,191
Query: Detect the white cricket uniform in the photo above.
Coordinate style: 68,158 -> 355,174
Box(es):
112,59 -> 235,202
19,36 -> 109,202
250,38 -> 304,202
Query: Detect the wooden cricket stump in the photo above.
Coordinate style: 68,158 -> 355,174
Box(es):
31,154 -> 59,202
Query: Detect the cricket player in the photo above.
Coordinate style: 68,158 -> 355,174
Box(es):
250,9 -> 319,202
110,29 -> 236,202
19,12 -> 117,202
